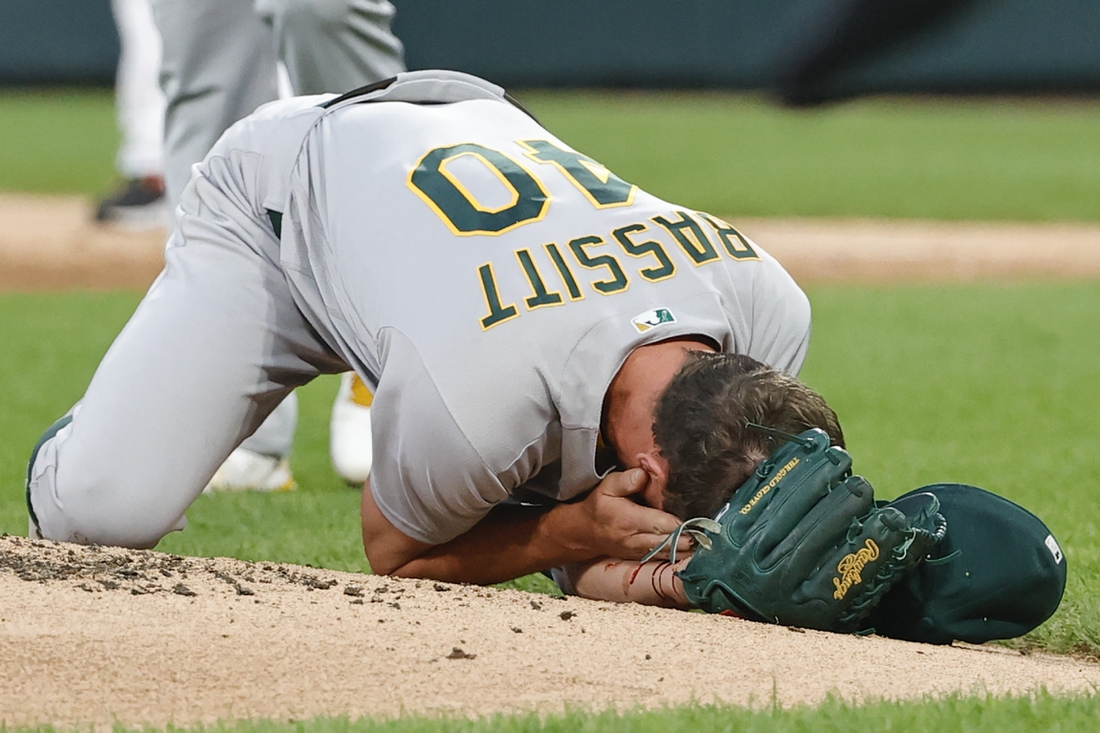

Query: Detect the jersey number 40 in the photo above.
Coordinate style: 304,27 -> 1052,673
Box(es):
408,139 -> 636,236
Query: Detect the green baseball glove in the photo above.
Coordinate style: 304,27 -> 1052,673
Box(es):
668,427 -> 946,632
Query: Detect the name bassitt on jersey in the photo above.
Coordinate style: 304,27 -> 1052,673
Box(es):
405,135 -> 762,331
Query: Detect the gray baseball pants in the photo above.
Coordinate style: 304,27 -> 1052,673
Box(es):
149,0 -> 404,460
27,112 -> 348,548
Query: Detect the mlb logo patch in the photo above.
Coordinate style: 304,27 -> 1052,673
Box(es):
632,308 -> 676,333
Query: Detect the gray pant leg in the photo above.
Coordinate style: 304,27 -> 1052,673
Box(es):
256,0 -> 406,93
150,0 -> 279,210
27,156 -> 344,548
151,0 -> 298,458
149,0 -> 401,464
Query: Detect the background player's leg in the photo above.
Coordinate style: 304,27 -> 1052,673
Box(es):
329,372 -> 374,485
150,0 -> 279,210
28,172 -> 345,548
97,0 -> 168,227
255,0 -> 405,94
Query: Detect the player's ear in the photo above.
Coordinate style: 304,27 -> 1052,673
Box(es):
635,451 -> 671,510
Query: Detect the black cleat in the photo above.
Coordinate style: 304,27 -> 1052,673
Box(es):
94,175 -> 168,229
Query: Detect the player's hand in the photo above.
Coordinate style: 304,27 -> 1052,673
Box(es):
548,468 -> 691,561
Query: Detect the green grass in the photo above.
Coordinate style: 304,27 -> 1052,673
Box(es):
523,92 -> 1100,221
29,692 -> 1100,731
3,88 -> 1100,221
0,89 -> 120,194
3,283 -> 1098,655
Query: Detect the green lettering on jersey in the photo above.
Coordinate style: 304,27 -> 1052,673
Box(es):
521,139 -> 636,208
516,249 -> 564,309
698,213 -> 760,261
410,144 -> 549,236
545,243 -> 584,300
568,235 -> 630,295
653,211 -> 720,266
477,263 -> 519,330
612,223 -> 676,281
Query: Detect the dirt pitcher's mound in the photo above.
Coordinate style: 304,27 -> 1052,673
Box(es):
1,536 -> 1097,729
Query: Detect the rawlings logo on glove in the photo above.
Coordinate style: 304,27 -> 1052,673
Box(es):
833,539 -> 880,600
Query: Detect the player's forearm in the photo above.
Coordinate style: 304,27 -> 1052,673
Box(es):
559,557 -> 693,609
387,504 -> 594,585
362,470 -> 690,584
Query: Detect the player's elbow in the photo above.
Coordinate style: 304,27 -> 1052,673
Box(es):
363,546 -> 399,576
361,480 -> 433,575
362,533 -> 434,577
361,531 -> 425,576
364,548 -> 433,580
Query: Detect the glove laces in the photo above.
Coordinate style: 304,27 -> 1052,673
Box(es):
640,517 -> 722,564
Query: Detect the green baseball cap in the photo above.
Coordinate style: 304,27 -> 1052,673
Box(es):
867,483 -> 1067,644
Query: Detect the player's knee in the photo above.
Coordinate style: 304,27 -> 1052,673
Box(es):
37,475 -> 175,550
27,414 -> 177,549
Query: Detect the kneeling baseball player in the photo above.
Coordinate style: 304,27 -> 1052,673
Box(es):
26,71 -> 1065,642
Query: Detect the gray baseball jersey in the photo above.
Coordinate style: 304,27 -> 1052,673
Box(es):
273,75 -> 813,544
27,71 -> 810,550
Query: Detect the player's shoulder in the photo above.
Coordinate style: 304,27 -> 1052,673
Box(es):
249,94 -> 337,122
221,95 -> 334,148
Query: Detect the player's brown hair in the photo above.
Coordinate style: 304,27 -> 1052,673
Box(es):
654,352 -> 844,520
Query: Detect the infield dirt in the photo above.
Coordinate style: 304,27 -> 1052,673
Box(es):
4,194 -> 1100,291
2,195 -> 1099,728
3,535 -> 1099,729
